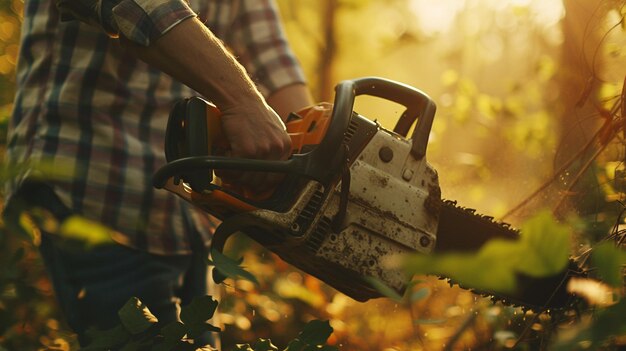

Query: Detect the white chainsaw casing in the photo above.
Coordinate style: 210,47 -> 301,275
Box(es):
225,117 -> 441,301
315,125 -> 441,295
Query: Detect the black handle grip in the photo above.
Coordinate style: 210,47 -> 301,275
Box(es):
349,77 -> 436,159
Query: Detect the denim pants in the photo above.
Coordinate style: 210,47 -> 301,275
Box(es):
13,182 -> 216,347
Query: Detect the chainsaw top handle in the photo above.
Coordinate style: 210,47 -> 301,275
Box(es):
350,77 -> 436,159
153,76 -> 436,190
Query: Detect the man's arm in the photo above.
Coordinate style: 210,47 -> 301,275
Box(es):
122,16 -> 306,189
58,0 -> 312,189
122,16 -> 313,122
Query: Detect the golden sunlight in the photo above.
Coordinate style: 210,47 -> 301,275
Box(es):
409,0 -> 564,35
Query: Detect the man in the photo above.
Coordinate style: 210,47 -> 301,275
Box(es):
6,0 -> 312,346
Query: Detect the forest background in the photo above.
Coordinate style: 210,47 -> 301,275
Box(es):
0,0 -> 625,350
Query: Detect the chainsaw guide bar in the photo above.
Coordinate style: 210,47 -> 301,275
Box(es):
436,200 -> 583,311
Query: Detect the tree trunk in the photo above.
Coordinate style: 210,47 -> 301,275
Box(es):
316,0 -> 338,102
554,0 -> 607,216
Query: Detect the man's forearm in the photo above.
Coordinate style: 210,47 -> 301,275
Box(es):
120,16 -> 266,112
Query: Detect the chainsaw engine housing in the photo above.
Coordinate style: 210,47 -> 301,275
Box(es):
154,77 -> 440,301
235,122 -> 439,300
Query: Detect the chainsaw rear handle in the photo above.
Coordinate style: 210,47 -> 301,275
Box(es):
153,77 -> 436,189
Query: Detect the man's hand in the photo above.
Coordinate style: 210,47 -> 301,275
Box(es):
217,101 -> 292,191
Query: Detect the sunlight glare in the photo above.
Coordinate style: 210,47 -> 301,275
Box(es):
408,0 -> 466,35
409,0 -> 564,35
531,0 -> 564,27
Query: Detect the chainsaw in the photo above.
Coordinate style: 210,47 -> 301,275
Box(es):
153,77 -> 580,310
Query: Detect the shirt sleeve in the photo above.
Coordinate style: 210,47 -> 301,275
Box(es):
226,0 -> 306,98
56,0 -> 197,46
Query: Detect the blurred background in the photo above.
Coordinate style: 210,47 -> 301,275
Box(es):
1,0 -> 625,350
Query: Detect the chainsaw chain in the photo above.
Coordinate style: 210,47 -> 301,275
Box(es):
434,200 -> 584,312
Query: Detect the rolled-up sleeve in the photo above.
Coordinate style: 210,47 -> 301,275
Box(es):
56,0 -> 197,46
227,0 -> 306,97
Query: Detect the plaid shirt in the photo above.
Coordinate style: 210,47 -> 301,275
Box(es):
7,0 -> 305,255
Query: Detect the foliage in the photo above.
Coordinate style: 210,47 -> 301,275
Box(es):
0,224 -> 78,350
233,320 -> 336,351
399,211 -> 570,294
0,200 -> 339,350
591,241 -> 626,287
208,249 -> 259,286
551,298 -> 626,351
0,0 -> 20,112
549,242 -> 626,350
82,295 -> 335,351
81,295 -> 220,350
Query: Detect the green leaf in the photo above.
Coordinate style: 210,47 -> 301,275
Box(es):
186,322 -> 221,340
152,339 -> 193,351
252,338 -> 279,351
285,321 -> 337,351
81,324 -> 131,350
211,267 -> 228,284
295,320 -> 333,345
402,240 -> 519,293
551,297 -> 626,351
400,210 -> 570,294
179,295 -> 220,340
208,249 -> 259,285
161,321 -> 187,342
117,297 -> 158,335
591,241 -> 626,287
180,295 -> 219,325
363,276 -> 404,302
285,339 -> 305,351
26,207 -> 59,235
2,200 -> 37,241
58,215 -> 117,248
517,210 -> 570,277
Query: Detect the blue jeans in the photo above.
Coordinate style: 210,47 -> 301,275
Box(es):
14,182 -> 216,347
